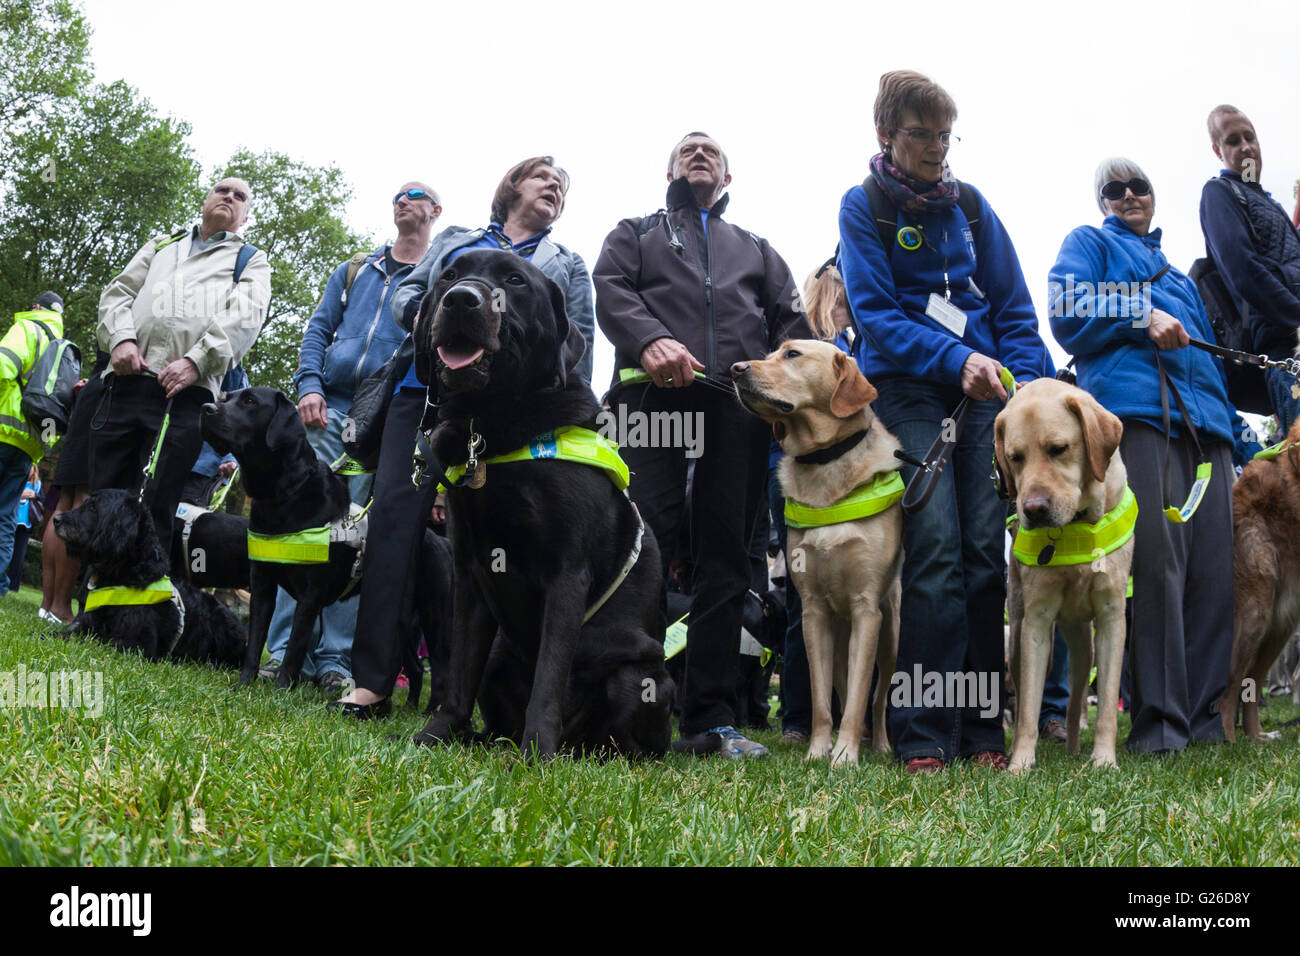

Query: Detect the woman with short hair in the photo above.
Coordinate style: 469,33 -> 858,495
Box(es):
330,156 -> 595,718
1048,157 -> 1235,754
837,70 -> 1054,772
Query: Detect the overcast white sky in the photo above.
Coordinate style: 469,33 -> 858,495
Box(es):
83,0 -> 1300,388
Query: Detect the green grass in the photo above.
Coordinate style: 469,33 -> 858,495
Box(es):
2,595 -> 1298,866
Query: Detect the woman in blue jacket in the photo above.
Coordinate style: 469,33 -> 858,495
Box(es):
1048,157 -> 1235,755
838,71 -> 1054,772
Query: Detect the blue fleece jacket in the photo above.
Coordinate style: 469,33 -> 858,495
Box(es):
294,246 -> 413,410
837,180 -> 1053,385
1048,216 -> 1234,444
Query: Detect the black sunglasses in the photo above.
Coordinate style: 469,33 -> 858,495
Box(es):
393,188 -> 435,204
1100,178 -> 1151,201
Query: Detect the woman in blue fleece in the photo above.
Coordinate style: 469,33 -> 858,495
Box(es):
838,71 -> 1054,773
1048,157 -> 1235,754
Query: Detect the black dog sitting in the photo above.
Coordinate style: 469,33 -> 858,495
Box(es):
201,388 -> 367,689
53,489 -> 246,666
171,501 -> 250,590
411,249 -> 674,758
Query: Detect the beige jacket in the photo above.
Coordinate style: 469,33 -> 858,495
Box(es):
97,227 -> 271,398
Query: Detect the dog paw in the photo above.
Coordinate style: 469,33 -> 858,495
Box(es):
1008,754 -> 1035,774
1090,753 -> 1119,769
1249,730 -> 1282,742
830,746 -> 860,767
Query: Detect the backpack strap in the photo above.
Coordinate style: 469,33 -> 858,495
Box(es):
863,175 -> 983,251
339,250 -> 372,308
233,243 -> 259,285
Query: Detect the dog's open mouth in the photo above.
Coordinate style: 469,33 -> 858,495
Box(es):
436,340 -> 490,372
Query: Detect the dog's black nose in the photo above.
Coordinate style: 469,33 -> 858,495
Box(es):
1021,496 -> 1052,525
201,403 -> 218,415
442,285 -> 484,312
731,362 -> 750,379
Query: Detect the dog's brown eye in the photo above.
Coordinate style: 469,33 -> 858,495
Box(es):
1049,444 -> 1068,457
784,349 -> 801,358
1010,453 -> 1024,464
506,273 -> 525,286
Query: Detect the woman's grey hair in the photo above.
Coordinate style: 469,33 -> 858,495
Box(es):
1094,156 -> 1154,214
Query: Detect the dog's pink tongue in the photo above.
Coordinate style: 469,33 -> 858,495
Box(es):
437,345 -> 484,370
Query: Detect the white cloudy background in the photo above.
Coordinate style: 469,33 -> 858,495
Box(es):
82,0 -> 1300,388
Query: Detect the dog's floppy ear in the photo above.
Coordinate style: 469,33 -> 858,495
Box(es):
829,351 -> 877,418
544,275 -> 575,387
1066,391 -> 1123,483
413,291 -> 439,387
993,411 -> 1018,502
267,391 -> 303,451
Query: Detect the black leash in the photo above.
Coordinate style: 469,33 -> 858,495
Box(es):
896,395 -> 972,516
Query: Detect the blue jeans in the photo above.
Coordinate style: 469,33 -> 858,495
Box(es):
872,378 -> 1007,762
1265,365 -> 1300,436
1039,628 -> 1070,727
768,468 -> 811,734
0,444 -> 31,598
264,405 -> 372,679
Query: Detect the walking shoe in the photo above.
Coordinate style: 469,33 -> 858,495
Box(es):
257,658 -> 282,681
317,671 -> 351,696
708,725 -> 770,759
971,750 -> 1009,771
904,756 -> 944,774
780,730 -> 810,744
1041,718 -> 1068,744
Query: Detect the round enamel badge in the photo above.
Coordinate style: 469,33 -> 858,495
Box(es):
897,226 -> 923,251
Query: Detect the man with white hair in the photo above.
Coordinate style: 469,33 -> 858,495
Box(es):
1200,105 -> 1300,431
94,177 -> 271,546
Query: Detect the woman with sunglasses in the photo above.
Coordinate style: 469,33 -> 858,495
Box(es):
837,70 -> 1055,773
1047,157 -> 1236,755
329,155 -> 595,718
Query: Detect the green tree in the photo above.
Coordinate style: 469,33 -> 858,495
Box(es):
215,149 -> 369,395
0,0 -> 92,131
0,79 -> 202,354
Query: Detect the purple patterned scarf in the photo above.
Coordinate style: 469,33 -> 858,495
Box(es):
870,152 -> 960,216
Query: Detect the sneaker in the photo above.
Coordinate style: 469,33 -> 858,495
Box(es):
257,658 -> 282,681
37,607 -> 74,629
708,725 -> 770,759
317,671 -> 351,696
1041,718 -> 1068,744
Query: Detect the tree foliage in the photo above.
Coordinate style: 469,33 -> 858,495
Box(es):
0,79 -> 202,355
214,149 -> 369,395
0,0 -> 92,132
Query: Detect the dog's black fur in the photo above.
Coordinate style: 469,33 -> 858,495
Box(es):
54,489 -> 246,666
407,529 -> 453,711
411,249 -> 674,757
170,505 -> 250,589
201,387 -> 368,688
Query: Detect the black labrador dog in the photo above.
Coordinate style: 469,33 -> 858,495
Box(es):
411,248 -> 674,758
201,388 -> 366,688
54,489 -> 246,666
170,502 -> 250,590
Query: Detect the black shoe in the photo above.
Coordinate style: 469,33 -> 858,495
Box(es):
670,729 -> 723,756
325,697 -> 391,720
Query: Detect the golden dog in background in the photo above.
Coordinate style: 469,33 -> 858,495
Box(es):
732,340 -> 900,765
995,378 -> 1132,772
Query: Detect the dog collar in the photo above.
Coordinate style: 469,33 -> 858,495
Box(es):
439,426 -> 630,492
84,576 -> 175,610
1012,486 -> 1138,567
784,469 -> 904,529
794,429 -> 868,466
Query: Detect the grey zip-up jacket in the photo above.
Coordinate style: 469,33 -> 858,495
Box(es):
391,225 -> 596,386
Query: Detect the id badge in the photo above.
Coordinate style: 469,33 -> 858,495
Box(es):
926,292 -> 967,339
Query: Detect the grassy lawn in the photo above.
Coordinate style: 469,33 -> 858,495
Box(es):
2,593 -> 1298,866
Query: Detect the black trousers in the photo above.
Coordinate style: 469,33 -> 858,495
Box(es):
87,375 -> 208,548
616,383 -> 769,735
350,387 -> 436,696
1122,422 -> 1234,753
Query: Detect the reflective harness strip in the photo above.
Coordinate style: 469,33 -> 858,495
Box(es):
1012,486 -> 1138,567
247,525 -> 331,564
784,470 -> 905,529
84,576 -> 186,655
439,426 -> 630,492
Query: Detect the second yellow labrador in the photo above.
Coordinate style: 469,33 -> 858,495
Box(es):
994,378 -> 1132,772
731,340 -> 900,765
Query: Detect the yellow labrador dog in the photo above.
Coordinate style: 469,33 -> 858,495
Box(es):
731,340 -> 900,765
994,378 -> 1132,772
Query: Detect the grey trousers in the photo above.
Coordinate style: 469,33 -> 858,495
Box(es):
1122,421 -> 1233,754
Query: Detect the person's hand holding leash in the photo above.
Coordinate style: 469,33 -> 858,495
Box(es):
158,358 -> 199,398
1147,308 -> 1190,350
641,337 -> 704,388
110,341 -> 146,377
961,352 -> 1008,402
218,461 -> 238,479
298,393 -> 328,429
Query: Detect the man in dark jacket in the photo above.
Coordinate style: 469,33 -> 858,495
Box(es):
1200,105 -> 1300,431
594,132 -> 812,758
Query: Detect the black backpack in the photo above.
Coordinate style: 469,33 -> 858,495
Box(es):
1189,178 -> 1271,415
0,317 -> 82,435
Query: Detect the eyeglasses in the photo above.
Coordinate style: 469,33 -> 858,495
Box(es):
896,128 -> 959,147
393,188 -> 437,204
1100,178 -> 1151,201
